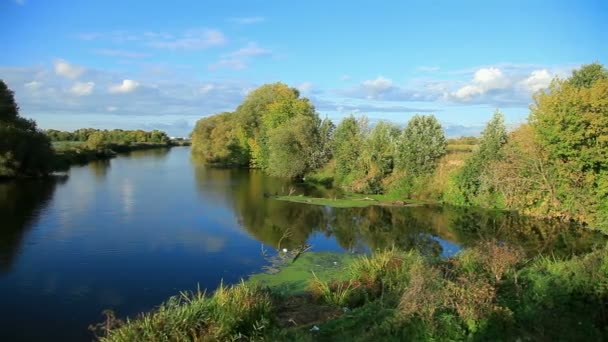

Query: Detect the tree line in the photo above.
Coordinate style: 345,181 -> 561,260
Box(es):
46,128 -> 171,149
191,63 -> 608,231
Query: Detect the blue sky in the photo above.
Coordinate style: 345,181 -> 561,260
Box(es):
1,0 -> 606,136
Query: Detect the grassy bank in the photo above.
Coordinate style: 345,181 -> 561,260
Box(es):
274,193 -> 427,208
96,241 -> 608,341
51,141 -> 175,170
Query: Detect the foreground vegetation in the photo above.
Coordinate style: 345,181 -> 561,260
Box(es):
191,63 -> 608,231
96,242 -> 608,341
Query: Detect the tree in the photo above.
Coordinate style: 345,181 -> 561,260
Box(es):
365,121 -> 400,176
332,116 -> 366,183
568,63 -> 608,89
529,64 -> 608,229
0,80 -> 54,177
266,115 -> 320,178
395,115 -> 446,176
452,111 -> 508,206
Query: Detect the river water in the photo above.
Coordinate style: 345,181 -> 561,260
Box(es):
0,147 -> 602,341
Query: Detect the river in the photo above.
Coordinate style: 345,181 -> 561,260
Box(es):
0,147 -> 602,341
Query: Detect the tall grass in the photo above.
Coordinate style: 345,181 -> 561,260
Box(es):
98,281 -> 273,342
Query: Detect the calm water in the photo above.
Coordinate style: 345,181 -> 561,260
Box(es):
0,147 -> 603,341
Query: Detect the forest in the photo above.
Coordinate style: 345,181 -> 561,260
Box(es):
191,63 -> 608,232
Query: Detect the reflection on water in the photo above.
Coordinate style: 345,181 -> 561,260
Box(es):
89,159 -> 111,181
0,147 -> 604,341
0,179 -> 60,272
193,162 -> 602,258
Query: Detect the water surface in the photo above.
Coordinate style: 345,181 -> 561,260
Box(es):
0,147 -> 602,341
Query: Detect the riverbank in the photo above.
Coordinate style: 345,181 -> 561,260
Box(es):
96,242 -> 608,341
52,142 -> 180,170
274,193 -> 427,208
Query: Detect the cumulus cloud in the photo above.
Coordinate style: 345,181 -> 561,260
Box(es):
361,76 -> 394,98
0,63 -> 253,129
227,16 -> 265,24
521,69 -> 553,92
451,67 -> 509,101
54,59 -> 85,79
341,76 -> 443,102
109,80 -> 140,94
450,67 -> 557,104
69,82 -> 95,96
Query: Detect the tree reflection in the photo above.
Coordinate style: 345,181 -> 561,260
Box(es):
0,179 -> 60,272
192,165 -> 605,257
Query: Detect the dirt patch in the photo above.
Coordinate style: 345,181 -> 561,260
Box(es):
274,294 -> 343,328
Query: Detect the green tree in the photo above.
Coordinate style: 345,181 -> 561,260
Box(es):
266,115 -> 320,178
0,80 -> 54,177
529,64 -> 608,228
568,63 -> 608,89
453,111 -> 508,206
395,115 -> 446,176
332,116 -> 366,184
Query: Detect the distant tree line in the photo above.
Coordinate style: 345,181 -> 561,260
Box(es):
46,128 -> 171,149
191,64 -> 608,231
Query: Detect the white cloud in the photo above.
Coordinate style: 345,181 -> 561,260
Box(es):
473,67 -> 509,89
24,81 -> 43,90
69,82 -> 95,96
226,42 -> 271,57
147,29 -> 226,50
109,80 -> 140,93
228,16 -> 265,24
13,0 -> 26,5
340,75 -> 352,81
521,69 -> 553,92
54,59 -> 85,79
106,106 -> 118,112
208,58 -> 247,71
452,85 -> 483,100
451,67 -> 510,101
94,49 -> 149,58
360,76 -> 394,98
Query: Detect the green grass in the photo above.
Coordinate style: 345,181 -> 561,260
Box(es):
248,252 -> 356,295
99,245 -> 608,341
274,193 -> 428,208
